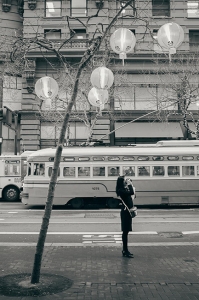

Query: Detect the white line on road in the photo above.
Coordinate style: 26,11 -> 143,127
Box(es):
0,231 -> 158,235
0,220 -> 199,223
0,242 -> 199,247
0,231 -> 198,235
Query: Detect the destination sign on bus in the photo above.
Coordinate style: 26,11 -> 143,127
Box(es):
5,160 -> 20,164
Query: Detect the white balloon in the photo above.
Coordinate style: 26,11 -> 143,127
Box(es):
88,87 -> 109,107
90,67 -> 114,89
35,76 -> 59,100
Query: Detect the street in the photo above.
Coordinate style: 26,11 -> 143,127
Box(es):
0,201 -> 199,246
0,201 -> 199,299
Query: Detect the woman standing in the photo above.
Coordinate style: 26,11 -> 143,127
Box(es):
116,175 -> 135,258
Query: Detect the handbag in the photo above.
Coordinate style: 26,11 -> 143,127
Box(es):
120,198 -> 138,218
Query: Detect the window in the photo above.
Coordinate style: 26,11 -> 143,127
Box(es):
78,157 -> 90,161
71,0 -> 87,17
108,157 -> 120,161
153,166 -> 165,176
63,157 -> 75,162
152,0 -> 170,17
123,156 -> 135,161
78,167 -> 90,177
138,166 -> 150,176
93,157 -> 105,161
182,156 -> 194,160
187,1 -> 199,18
48,167 -> 60,177
44,29 -> 61,39
4,160 -> 20,176
33,164 -> 45,176
123,166 -> 135,176
153,156 -> 164,161
108,167 -> 120,177
167,156 -> 179,161
182,166 -> 194,176
93,167 -> 105,177
45,1 -> 61,17
71,29 -> 87,39
168,166 -> 180,176
189,30 -> 199,51
138,156 -> 149,161
63,167 -> 75,177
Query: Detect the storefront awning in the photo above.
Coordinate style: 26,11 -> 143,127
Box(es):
115,122 -> 184,138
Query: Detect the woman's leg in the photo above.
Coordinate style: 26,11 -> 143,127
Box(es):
122,231 -> 129,252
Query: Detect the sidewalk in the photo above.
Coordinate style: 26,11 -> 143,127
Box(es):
0,244 -> 199,299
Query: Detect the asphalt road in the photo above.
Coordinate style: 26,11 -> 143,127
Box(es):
0,201 -> 199,246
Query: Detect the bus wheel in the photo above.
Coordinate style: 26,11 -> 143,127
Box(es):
106,198 -> 120,209
70,198 -> 84,209
3,186 -> 19,202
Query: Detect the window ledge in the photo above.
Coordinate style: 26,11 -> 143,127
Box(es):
152,16 -> 172,19
42,17 -> 63,20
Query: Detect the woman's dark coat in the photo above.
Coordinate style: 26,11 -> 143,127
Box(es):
118,184 -> 134,232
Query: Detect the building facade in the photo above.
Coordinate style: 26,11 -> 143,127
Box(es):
0,0 -> 199,154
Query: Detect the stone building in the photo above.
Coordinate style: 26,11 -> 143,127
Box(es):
0,0 -> 199,154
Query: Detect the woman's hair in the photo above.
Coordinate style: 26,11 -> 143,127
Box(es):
116,176 -> 125,196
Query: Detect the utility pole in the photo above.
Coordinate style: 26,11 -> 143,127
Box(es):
14,113 -> 18,155
0,78 -> 3,155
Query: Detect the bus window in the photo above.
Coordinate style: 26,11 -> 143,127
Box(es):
138,166 -> 150,176
123,166 -> 135,176
4,160 -> 20,176
182,166 -> 194,176
153,166 -> 165,176
168,166 -> 180,176
93,157 -> 105,161
93,167 -> 105,176
78,167 -> 90,177
33,164 -> 45,176
28,163 -> 31,176
152,156 -> 164,161
197,166 -> 199,175
108,167 -> 120,177
108,157 -> 120,161
63,167 -> 75,177
122,156 -> 135,161
48,167 -> 60,177
138,156 -> 149,161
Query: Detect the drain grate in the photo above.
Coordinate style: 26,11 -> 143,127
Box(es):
158,232 -> 183,238
184,259 -> 196,263
84,213 -> 116,219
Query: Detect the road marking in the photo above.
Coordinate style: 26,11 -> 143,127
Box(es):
7,212 -> 18,214
0,242 -> 199,247
0,231 -> 158,235
0,220 -> 199,224
182,231 -> 199,234
82,234 -> 122,244
0,231 -> 198,236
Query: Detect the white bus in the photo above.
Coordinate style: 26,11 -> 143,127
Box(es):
0,151 -> 34,202
21,140 -> 199,208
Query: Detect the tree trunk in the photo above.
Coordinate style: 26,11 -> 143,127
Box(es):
30,0 -> 134,284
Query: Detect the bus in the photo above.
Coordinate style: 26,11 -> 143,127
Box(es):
20,140 -> 199,208
0,151 -> 34,202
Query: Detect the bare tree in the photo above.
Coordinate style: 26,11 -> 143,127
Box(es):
143,53 -> 199,139
10,0 -> 149,284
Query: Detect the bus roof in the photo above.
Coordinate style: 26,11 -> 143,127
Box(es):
27,144 -> 199,161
